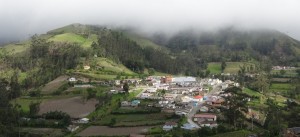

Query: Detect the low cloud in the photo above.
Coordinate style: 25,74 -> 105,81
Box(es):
1,0 -> 300,41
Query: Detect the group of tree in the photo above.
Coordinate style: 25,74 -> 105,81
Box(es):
6,35 -> 83,89
153,28 -> 300,66
91,29 -> 206,76
0,79 -> 20,136
222,87 -> 249,129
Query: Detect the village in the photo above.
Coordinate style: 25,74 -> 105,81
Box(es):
64,75 -> 242,135
122,75 -> 238,131
15,66 -> 299,137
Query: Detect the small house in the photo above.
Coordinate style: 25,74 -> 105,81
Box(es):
67,125 -> 79,132
131,100 -> 141,107
121,101 -> 131,107
193,95 -> 203,102
206,98 -> 224,107
140,93 -> 152,98
199,121 -> 218,128
193,113 -> 217,122
284,127 -> 300,137
181,123 -> 197,130
146,88 -> 157,93
200,106 -> 209,112
115,80 -> 121,85
79,118 -> 89,124
181,96 -> 192,103
163,121 -> 178,131
68,77 -> 76,82
83,65 -> 90,70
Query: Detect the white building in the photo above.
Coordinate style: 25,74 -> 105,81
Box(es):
181,96 -> 193,103
146,88 -> 157,93
67,125 -> 79,132
172,77 -> 196,83
68,77 -> 76,82
78,118 -> 89,124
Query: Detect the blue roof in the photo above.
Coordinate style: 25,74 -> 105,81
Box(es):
132,100 -> 140,104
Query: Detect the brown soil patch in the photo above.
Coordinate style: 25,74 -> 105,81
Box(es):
41,75 -> 69,94
77,126 -> 152,136
38,96 -> 97,118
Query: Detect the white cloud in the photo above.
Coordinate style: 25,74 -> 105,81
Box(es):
0,0 -> 300,40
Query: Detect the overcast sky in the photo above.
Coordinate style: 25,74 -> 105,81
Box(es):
1,0 -> 300,42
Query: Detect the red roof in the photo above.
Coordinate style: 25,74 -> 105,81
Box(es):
194,95 -> 203,99
194,113 -> 216,119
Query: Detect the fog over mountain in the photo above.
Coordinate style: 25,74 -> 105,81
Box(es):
1,0 -> 300,43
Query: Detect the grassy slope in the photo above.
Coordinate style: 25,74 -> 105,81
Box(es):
48,33 -> 86,44
3,42 -> 31,54
208,62 -> 255,74
73,57 -> 136,80
207,62 -> 222,74
48,33 -> 97,48
125,33 -> 162,49
92,58 -> 134,74
224,62 -> 254,74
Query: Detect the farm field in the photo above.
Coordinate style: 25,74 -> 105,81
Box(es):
208,62 -> 256,74
21,128 -> 64,137
270,83 -> 294,93
210,130 -> 252,137
41,75 -> 69,94
224,62 -> 255,74
271,69 -> 298,77
38,96 -> 97,118
77,126 -> 152,136
95,113 -> 172,126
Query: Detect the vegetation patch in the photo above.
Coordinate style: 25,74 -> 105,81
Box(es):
270,83 -> 294,92
48,33 -> 86,45
224,62 -> 256,74
210,130 -> 252,137
207,62 -> 222,74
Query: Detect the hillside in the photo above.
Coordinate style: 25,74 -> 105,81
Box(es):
153,28 -> 300,66
2,24 -> 300,78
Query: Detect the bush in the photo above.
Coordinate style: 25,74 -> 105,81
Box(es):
29,90 -> 41,97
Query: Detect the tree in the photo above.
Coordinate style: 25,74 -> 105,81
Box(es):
264,98 -> 283,136
0,79 -> 18,136
296,69 -> 300,76
29,101 -> 40,117
251,74 -> 270,95
222,87 -> 249,129
9,71 -> 21,99
279,69 -> 286,75
221,60 -> 226,73
123,82 -> 129,94
148,68 -> 155,75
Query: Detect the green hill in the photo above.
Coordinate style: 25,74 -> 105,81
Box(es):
2,24 -> 300,80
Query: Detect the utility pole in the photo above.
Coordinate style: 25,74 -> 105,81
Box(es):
251,114 -> 254,131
